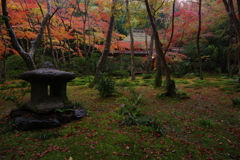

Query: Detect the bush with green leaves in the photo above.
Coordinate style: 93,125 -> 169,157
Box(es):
115,88 -> 164,136
6,55 -> 28,71
34,130 -> 60,141
68,53 -> 99,74
199,118 -> 214,128
105,55 -> 147,73
232,97 -> 240,107
116,87 -> 144,118
141,73 -> 155,79
172,61 -> 190,78
109,70 -> 129,78
0,81 -> 30,108
6,55 -> 28,80
95,74 -> 116,97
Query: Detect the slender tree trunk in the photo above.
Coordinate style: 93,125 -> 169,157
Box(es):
92,0 -> 117,86
120,54 -> 123,71
0,59 -> 4,82
61,50 -> 66,64
164,0 -> 175,55
223,0 -> 240,76
126,0 -> 135,80
146,30 -> 154,74
0,48 -> 6,82
145,0 -> 163,88
197,0 -> 203,80
42,47 -> 46,61
178,28 -> 185,52
67,39 -> 71,62
145,0 -> 175,96
46,24 -> 59,69
228,20 -> 233,77
61,42 -> 66,64
0,24 -> 6,82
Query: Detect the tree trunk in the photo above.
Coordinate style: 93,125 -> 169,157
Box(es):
46,23 -> 59,69
67,39 -> 71,62
126,0 -> 135,80
223,0 -> 240,76
154,38 -> 162,88
146,29 -> 154,74
0,50 -> 6,82
164,0 -> 175,55
92,0 -> 117,86
197,0 -> 203,80
61,50 -> 66,64
0,24 -> 6,82
145,0 -> 175,95
227,20 -> 233,77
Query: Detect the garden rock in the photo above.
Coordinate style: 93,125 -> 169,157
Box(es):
72,109 -> 87,120
14,116 -> 60,131
10,108 -> 87,131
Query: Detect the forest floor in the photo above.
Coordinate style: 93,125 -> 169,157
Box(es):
0,74 -> 240,160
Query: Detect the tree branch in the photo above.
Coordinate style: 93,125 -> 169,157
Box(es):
164,0 -> 175,55
29,0 -> 52,56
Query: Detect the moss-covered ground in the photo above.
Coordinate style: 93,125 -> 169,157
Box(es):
0,74 -> 240,160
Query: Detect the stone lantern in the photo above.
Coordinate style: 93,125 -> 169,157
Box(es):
19,61 -> 76,114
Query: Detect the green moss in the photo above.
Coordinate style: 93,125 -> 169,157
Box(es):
175,79 -> 189,84
185,79 -> 221,88
1,76 -> 240,160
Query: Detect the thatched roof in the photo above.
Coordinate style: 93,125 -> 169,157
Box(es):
122,29 -> 151,43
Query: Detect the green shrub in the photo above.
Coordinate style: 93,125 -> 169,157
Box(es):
116,79 -> 131,87
6,55 -> 28,71
142,79 -> 154,86
115,88 -> 164,136
0,81 -> 30,108
35,130 -> 60,141
176,89 -> 190,99
232,97 -> 240,106
6,70 -> 25,80
116,88 -> 144,116
186,79 -> 221,88
96,74 -> 116,97
69,54 -> 99,74
172,62 -> 190,78
109,70 -> 129,78
5,55 -> 28,80
199,118 -> 214,128
141,73 -> 154,79
175,79 -> 189,84
105,55 -> 147,73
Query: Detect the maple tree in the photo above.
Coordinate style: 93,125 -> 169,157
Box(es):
2,1 -> 113,69
0,0 -> 237,78
1,0 -> 53,70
